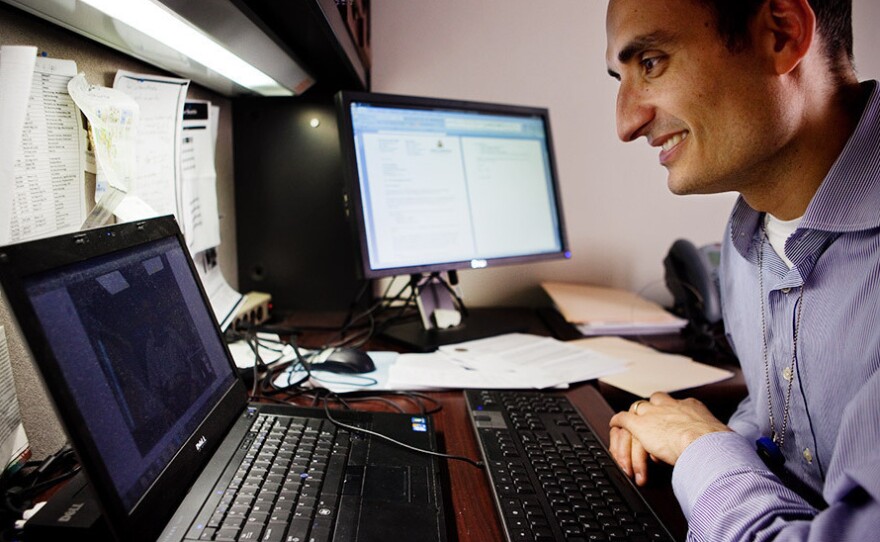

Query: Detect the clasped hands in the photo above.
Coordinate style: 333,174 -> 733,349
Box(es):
609,392 -> 731,486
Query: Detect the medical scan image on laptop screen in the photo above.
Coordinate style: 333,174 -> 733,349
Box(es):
22,236 -> 235,511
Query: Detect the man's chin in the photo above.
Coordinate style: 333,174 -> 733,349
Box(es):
666,174 -> 694,195
666,169 -> 718,196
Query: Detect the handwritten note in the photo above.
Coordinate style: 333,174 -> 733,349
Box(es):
113,71 -> 189,222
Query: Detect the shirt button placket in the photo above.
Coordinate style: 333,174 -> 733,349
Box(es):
803,448 -> 813,464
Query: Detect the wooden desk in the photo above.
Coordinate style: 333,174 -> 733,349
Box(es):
273,307 -> 744,541
415,385 -> 689,542
269,383 -> 687,541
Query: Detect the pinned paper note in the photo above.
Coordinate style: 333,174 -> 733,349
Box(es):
68,72 -> 139,227
0,46 -> 37,246
2,51 -> 87,245
0,326 -> 30,474
113,71 -> 189,223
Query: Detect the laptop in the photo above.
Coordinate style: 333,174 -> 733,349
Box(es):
0,216 -> 449,542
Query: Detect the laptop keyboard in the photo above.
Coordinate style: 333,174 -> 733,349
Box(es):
465,390 -> 675,542
186,413 -> 351,542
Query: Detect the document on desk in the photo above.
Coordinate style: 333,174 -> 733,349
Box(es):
389,333 -> 627,390
542,282 -> 687,335
570,336 -> 734,397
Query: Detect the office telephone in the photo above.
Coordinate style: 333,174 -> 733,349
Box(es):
664,239 -> 734,361
664,239 -> 721,325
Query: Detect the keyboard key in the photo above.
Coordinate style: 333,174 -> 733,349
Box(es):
261,522 -> 289,542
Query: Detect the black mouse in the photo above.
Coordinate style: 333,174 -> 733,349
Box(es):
310,348 -> 376,374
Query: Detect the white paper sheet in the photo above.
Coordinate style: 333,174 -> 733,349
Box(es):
181,100 -> 220,253
228,333 -> 293,369
369,334 -> 625,390
113,71 -> 189,223
0,46 -> 37,246
193,249 -> 243,331
389,351 -> 567,390
435,333 -> 627,387
571,336 -> 735,397
68,73 -> 140,227
5,55 -> 86,244
0,327 -> 30,473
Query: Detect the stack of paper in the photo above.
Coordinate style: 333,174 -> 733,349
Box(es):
271,334 -> 629,393
542,282 -> 687,336
571,336 -> 734,397
389,333 -> 627,390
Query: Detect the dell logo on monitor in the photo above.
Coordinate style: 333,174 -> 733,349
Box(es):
470,259 -> 487,269
195,436 -> 207,452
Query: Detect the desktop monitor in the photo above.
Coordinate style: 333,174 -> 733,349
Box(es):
336,91 -> 570,349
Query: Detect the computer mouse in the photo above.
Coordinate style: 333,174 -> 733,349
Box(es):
310,348 -> 376,374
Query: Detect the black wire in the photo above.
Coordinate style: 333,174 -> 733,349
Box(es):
793,295 -> 825,480
261,337 -> 312,395
340,280 -> 372,335
389,391 -> 444,415
1,444 -> 80,515
320,393 -> 483,469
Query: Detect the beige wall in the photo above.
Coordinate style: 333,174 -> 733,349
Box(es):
370,0 -> 880,307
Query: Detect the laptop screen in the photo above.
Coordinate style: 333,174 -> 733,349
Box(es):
22,235 -> 236,511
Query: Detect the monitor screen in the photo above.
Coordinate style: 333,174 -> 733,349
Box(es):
336,91 -> 570,278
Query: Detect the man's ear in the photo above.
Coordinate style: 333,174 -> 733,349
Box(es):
755,0 -> 816,75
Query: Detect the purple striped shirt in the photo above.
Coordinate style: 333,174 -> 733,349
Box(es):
671,80 -> 880,540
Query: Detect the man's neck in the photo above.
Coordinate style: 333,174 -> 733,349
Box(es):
743,79 -> 869,220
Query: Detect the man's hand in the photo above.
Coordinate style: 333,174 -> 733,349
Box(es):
609,392 -> 732,486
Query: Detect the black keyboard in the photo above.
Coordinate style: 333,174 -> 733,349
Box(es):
465,390 -> 675,542
188,413 -> 350,542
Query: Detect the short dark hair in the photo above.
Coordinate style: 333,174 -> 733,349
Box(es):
697,0 -> 853,65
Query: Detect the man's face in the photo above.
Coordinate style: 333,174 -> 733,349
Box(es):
606,0 -> 787,195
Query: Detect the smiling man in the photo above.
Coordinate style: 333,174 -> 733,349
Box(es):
605,0 -> 880,539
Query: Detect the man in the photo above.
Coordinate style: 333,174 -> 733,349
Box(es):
605,0 -> 880,539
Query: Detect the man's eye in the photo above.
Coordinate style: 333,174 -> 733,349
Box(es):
640,56 -> 662,75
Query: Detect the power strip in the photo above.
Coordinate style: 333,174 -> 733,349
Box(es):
232,291 -> 272,330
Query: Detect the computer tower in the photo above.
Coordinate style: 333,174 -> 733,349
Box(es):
233,90 -> 365,312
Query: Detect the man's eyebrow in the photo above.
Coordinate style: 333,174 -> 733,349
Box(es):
616,31 -> 676,64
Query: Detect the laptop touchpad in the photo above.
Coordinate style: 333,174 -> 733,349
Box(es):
363,465 -> 409,502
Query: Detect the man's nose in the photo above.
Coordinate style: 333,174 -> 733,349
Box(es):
616,78 -> 654,142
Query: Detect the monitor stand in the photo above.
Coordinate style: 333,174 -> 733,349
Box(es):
380,312 -> 528,352
380,277 -> 528,352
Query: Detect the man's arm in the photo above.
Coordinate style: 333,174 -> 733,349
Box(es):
675,431 -> 880,541
672,370 -> 880,540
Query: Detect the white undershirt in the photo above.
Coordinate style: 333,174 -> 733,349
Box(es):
764,213 -> 803,269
